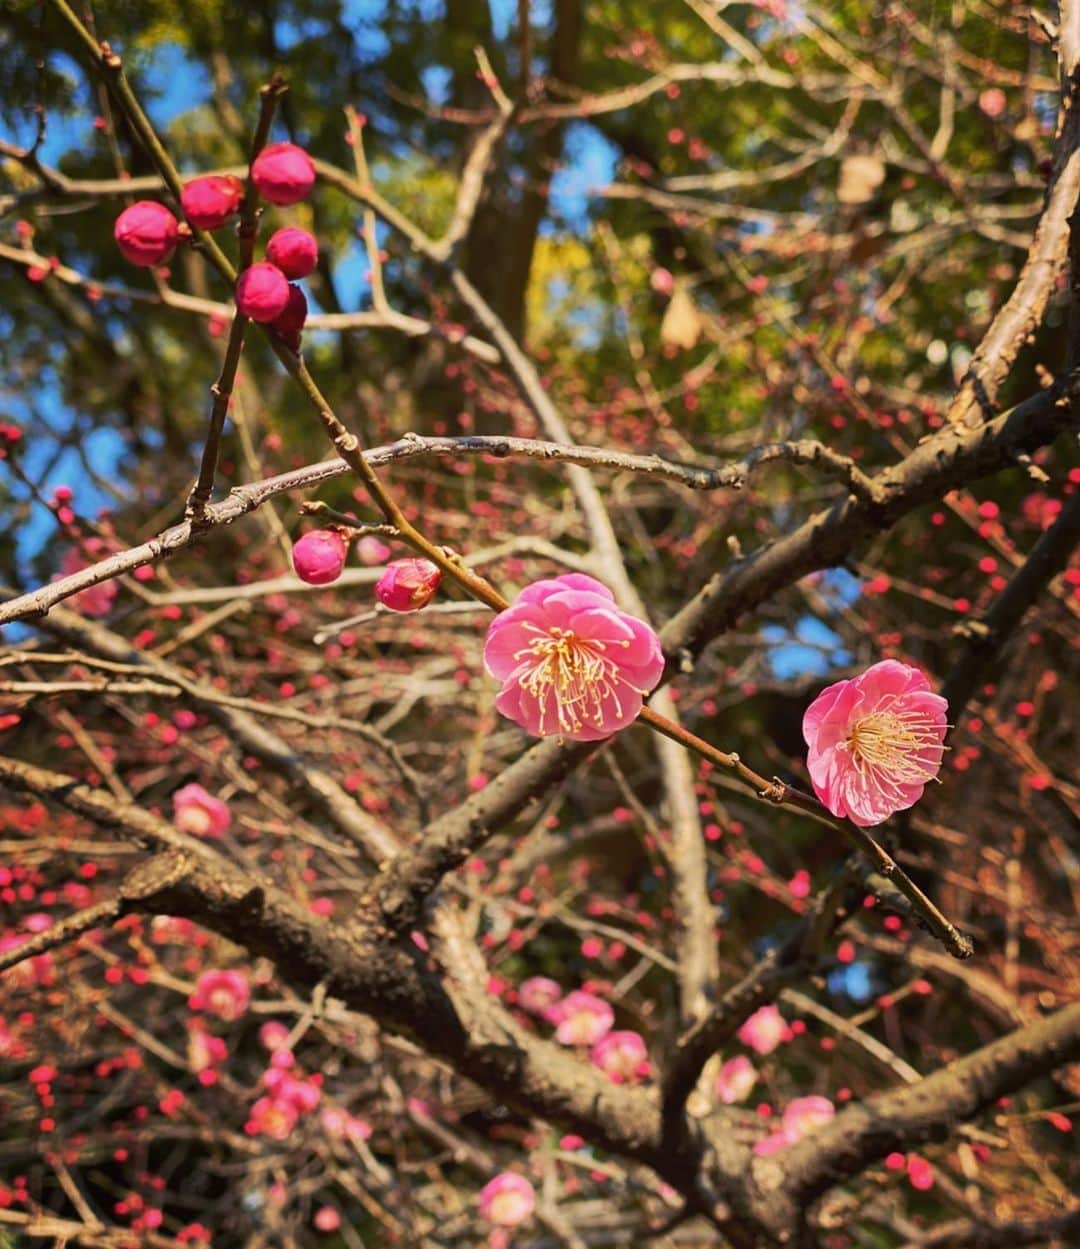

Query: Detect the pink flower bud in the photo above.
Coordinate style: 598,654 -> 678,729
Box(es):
235,262 -> 291,322
271,284 -> 308,349
292,529 -> 347,585
375,558 -> 441,612
114,201 -> 179,266
252,142 -> 316,205
180,175 -> 244,229
313,1207 -> 340,1233
266,227 -> 318,278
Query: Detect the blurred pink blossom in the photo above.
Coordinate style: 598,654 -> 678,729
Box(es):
737,1005 -> 788,1056
478,1172 -> 536,1227
189,969 -> 250,1022
715,1054 -> 758,1104
590,1029 -> 650,1083
518,975 -> 562,1016
552,990 -> 614,1046
58,542 -> 117,618
172,784 -> 231,839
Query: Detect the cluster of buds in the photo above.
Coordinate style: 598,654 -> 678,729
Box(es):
235,144 -> 317,345
112,142 -> 318,349
291,527 -> 443,613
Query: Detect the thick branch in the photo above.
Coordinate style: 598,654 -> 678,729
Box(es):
778,1002 -> 1080,1207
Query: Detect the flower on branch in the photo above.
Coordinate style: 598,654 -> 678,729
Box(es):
802,660 -> 948,827
590,1029 -> 650,1083
737,1005 -> 788,1056
188,969 -> 250,1022
483,574 -> 664,742
550,989 -> 614,1046
715,1054 -> 758,1103
754,1094 -> 835,1156
478,1172 -> 536,1227
172,783 -> 231,839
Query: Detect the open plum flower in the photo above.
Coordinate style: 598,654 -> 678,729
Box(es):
483,574 -> 664,742
803,660 -> 948,827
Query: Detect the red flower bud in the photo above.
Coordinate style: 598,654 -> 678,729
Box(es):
266,227 -> 318,278
235,263 -> 290,322
292,530 -> 347,585
251,142 -> 316,206
180,175 -> 244,230
271,285 -> 308,349
374,558 -> 441,612
114,201 -> 179,267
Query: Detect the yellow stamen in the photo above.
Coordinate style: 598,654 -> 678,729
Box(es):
844,709 -> 943,796
516,626 -> 636,734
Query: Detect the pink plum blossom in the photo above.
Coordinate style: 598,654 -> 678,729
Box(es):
803,660 -> 948,827
483,574 -> 664,741
313,1207 -> 341,1233
478,1173 -> 536,1227
0,935 -> 53,990
782,1095 -> 835,1140
907,1154 -> 935,1191
590,1029 -> 650,1083
737,1005 -> 788,1056
321,1106 -> 372,1141
58,543 -> 117,618
235,262 -> 291,322
518,976 -> 563,1016
172,783 -> 231,838
187,1024 -> 228,1073
715,1054 -> 758,1104
552,990 -> 614,1046
264,1070 -> 321,1113
754,1096 -> 834,1157
271,285 -> 308,349
246,1095 -> 298,1140
189,969 -> 250,1021
259,1020 -> 291,1050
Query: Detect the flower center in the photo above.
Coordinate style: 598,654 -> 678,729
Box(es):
490,1191 -> 528,1224
517,626 -> 628,735
845,709 -> 942,789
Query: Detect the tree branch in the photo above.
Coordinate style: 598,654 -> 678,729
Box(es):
779,1002 -> 1080,1209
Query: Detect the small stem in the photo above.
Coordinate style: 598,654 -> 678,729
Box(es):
345,107 -> 389,315
186,314 -> 248,517
184,78 -> 286,517
49,0 -> 236,281
639,706 -> 973,960
281,352 -> 509,611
